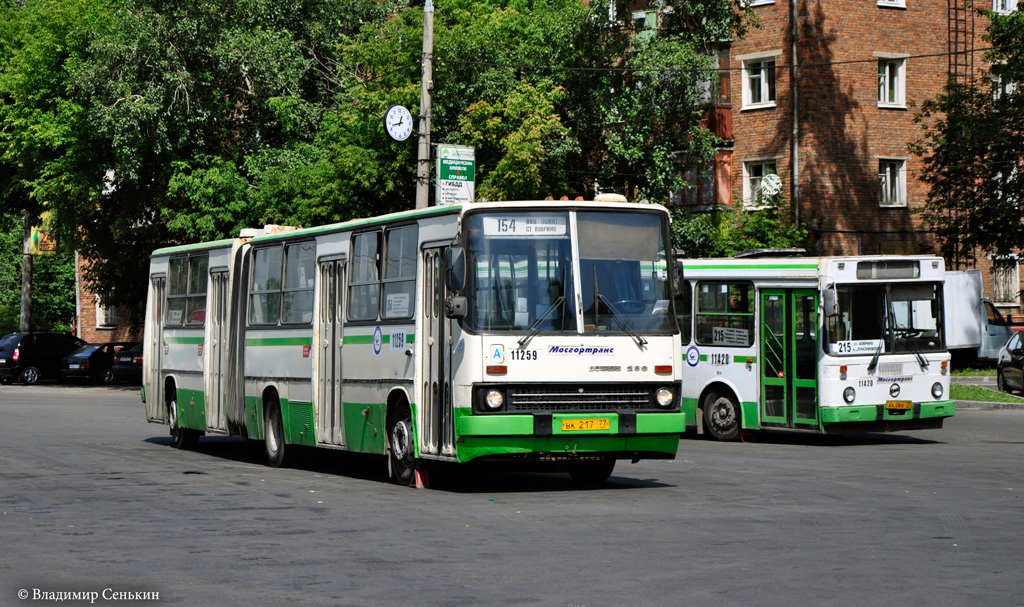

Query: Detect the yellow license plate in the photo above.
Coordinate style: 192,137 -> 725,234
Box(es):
560,418 -> 610,432
885,400 -> 912,410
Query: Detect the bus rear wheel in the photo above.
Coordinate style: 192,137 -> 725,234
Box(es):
388,403 -> 416,486
264,397 -> 298,468
704,391 -> 740,441
169,395 -> 199,449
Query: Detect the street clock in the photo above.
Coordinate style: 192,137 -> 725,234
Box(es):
384,105 -> 414,142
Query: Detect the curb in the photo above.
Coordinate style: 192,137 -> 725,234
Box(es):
955,400 -> 1024,411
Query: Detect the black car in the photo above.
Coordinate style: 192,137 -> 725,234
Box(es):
996,331 -> 1024,394
0,332 -> 88,385
60,342 -> 139,384
110,342 -> 144,385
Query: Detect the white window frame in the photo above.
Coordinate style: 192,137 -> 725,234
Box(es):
877,0 -> 906,8
878,158 -> 908,208
746,0 -> 775,6
738,50 -> 781,110
875,53 -> 908,108
994,0 -> 1017,14
742,159 -> 779,209
96,292 -> 118,329
992,73 -> 1018,101
991,256 -> 1020,305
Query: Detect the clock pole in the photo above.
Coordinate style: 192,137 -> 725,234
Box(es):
415,0 -> 434,209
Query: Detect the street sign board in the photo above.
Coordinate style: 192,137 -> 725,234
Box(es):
436,144 -> 475,205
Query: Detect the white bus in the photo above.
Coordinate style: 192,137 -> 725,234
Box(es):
675,255 -> 955,440
143,200 -> 687,485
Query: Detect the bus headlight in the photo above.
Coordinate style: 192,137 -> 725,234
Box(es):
843,387 -> 856,404
931,382 -> 944,399
485,389 -> 505,410
655,387 -> 674,408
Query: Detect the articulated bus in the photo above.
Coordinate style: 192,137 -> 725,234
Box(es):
675,255 -> 956,440
143,200 -> 686,485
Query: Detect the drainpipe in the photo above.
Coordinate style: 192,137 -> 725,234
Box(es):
791,0 -> 800,226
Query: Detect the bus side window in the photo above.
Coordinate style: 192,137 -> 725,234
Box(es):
694,281 -> 754,347
382,226 -> 417,320
282,242 -> 316,324
349,231 -> 381,321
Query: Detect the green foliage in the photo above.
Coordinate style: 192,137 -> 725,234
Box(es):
0,212 -> 76,333
912,9 -> 1024,260
1,0 -> 754,313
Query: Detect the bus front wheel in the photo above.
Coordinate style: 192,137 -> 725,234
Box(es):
704,391 -> 740,441
388,403 -> 416,486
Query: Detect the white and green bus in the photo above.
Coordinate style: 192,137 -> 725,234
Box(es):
675,255 -> 955,440
143,200 -> 686,485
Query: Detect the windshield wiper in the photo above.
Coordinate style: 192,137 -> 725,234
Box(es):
597,294 -> 648,347
517,296 -> 565,347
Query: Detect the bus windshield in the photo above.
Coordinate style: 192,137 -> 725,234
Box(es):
824,282 -> 945,356
462,210 -> 674,334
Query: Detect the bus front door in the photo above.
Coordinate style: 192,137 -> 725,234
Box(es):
316,259 -> 346,447
760,289 -> 818,430
421,247 -> 455,457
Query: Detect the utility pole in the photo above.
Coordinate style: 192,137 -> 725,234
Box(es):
415,0 -> 434,209
20,211 -> 32,332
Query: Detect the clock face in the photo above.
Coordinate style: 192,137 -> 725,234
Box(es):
384,105 -> 414,142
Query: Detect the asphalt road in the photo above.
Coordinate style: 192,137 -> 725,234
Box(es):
1,383 -> 1022,606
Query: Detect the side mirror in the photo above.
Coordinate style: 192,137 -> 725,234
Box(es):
822,288 -> 838,318
674,260 -> 686,297
445,246 -> 466,292
445,296 -> 467,319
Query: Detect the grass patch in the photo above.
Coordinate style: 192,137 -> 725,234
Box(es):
951,383 -> 1023,403
952,367 -> 997,377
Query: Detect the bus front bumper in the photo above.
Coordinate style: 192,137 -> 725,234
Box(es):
819,400 -> 955,434
454,410 -> 686,463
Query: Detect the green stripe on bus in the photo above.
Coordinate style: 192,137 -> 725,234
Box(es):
684,262 -> 818,270
164,337 -> 205,345
245,337 -> 314,346
343,334 -> 416,345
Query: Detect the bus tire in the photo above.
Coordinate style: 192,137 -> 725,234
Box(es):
704,391 -> 741,441
264,396 -> 297,468
169,393 -> 199,449
568,458 -> 616,484
388,402 -> 416,486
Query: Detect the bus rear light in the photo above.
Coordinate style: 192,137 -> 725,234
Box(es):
486,365 -> 507,374
840,365 -> 847,380
12,347 -> 19,362
654,365 -> 672,374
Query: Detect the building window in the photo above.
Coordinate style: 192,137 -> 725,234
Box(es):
742,160 -> 778,208
878,57 -> 906,107
879,159 -> 907,207
96,293 -> 118,329
994,0 -> 1017,14
742,58 -> 777,109
878,0 -> 906,7
992,73 -> 1017,101
746,0 -> 775,6
993,257 -> 1020,305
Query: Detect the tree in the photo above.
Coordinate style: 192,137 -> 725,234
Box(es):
912,9 -> 1024,262
1,0 -> 753,317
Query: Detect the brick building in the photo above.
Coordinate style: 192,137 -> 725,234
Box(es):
74,254 -> 143,343
680,0 -> 1022,321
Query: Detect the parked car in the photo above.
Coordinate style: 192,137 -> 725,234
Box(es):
60,341 -> 139,384
110,342 -> 144,385
0,332 -> 88,385
996,331 -> 1024,395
